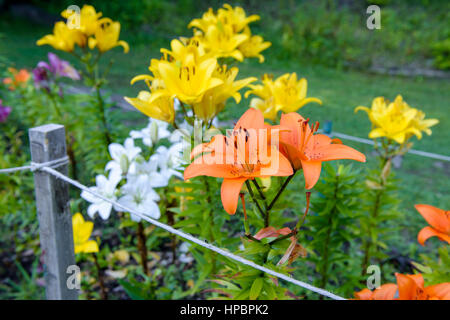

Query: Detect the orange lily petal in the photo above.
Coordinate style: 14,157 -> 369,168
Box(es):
407,274 -> 424,288
396,273 -> 422,300
280,142 -> 304,170
190,134 -> 227,160
234,108 -> 265,131
261,150 -> 293,177
415,204 -> 449,234
301,160 -> 322,190
425,283 -> 450,300
313,143 -> 366,162
354,288 -> 373,300
184,163 -> 237,180
280,112 -> 306,148
221,178 -> 248,215
372,284 -> 398,300
417,226 -> 450,246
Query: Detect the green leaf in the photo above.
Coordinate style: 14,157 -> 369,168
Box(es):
249,277 -> 263,300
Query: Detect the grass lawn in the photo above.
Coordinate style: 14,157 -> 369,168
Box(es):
2,16 -> 449,255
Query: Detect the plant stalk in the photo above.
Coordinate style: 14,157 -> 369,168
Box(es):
137,222 -> 149,276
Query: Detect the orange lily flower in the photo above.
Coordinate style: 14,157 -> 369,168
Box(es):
396,273 -> 450,300
279,112 -> 366,189
415,204 -> 450,245
354,284 -> 398,300
3,68 -> 30,90
184,108 -> 293,214
354,274 -> 450,300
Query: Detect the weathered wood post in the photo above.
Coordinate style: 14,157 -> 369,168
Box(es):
29,124 -> 78,300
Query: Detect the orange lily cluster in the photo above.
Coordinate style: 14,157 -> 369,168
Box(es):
415,204 -> 450,246
184,108 -> 366,214
3,68 -> 30,91
354,203 -> 449,300
355,273 -> 450,300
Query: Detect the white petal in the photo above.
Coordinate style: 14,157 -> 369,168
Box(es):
148,172 -> 168,188
130,213 -> 142,222
81,188 -> 100,203
96,175 -> 108,189
129,130 -> 143,139
109,143 -> 125,162
98,202 -> 113,220
87,203 -> 99,218
140,200 -> 160,219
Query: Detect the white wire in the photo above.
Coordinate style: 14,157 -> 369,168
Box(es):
328,131 -> 450,162
0,164 -> 34,173
0,156 -> 70,174
39,165 -> 346,300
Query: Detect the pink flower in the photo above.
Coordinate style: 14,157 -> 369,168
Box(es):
0,100 -> 12,122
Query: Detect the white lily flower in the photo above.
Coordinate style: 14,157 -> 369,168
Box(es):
117,176 -> 161,222
130,119 -> 170,147
127,157 -> 168,188
106,138 -> 141,176
81,170 -> 122,220
152,143 -> 186,181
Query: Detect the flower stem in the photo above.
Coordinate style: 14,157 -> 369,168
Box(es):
137,222 -> 149,276
251,179 -> 268,208
93,253 -> 108,300
267,171 -> 296,212
320,175 -> 340,291
361,155 -> 389,275
245,180 -> 266,223
95,85 -> 112,146
203,176 -> 217,274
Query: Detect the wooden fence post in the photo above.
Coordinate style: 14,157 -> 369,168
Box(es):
29,124 -> 78,300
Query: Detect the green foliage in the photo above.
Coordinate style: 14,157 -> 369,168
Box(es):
431,38 -> 450,70
214,238 -> 292,300
0,259 -> 45,299
306,163 -> 364,296
419,246 -> 450,285
265,0 -> 450,70
359,158 -> 402,276
171,176 -> 236,294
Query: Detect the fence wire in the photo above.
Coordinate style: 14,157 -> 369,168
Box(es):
329,131 -> 450,162
0,160 -> 346,300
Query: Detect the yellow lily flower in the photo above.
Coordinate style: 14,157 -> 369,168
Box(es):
188,8 -> 218,32
355,95 -> 437,144
157,57 -> 223,105
202,24 -> 248,61
189,4 -> 259,34
217,4 -> 260,33
125,90 -> 175,124
160,38 -> 209,65
188,4 -> 263,62
88,18 -> 129,53
193,64 -> 256,122
245,73 -> 322,120
72,213 -> 99,254
238,27 -> 271,63
36,21 -> 86,52
62,4 -> 102,36
412,110 -> 439,137
272,73 -> 322,113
